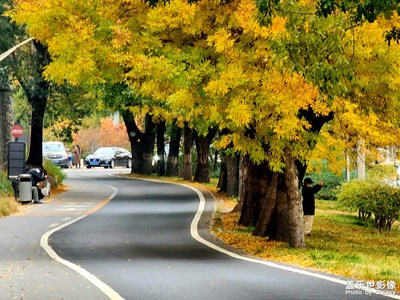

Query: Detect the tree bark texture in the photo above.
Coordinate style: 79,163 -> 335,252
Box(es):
166,122 -> 181,177
193,133 -> 210,183
0,81 -> 12,171
121,110 -> 155,175
180,123 -> 193,181
155,121 -> 166,176
22,41 -> 50,169
217,154 -> 239,197
283,152 -> 305,248
238,155 -> 270,226
238,154 -> 304,248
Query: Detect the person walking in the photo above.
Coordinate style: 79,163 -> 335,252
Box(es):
302,177 -> 323,235
73,145 -> 81,168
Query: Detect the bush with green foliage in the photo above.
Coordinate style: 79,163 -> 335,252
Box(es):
43,160 -> 66,189
305,170 -> 344,200
0,171 -> 13,197
337,179 -> 400,232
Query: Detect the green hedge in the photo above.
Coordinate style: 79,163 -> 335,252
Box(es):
305,170 -> 344,200
337,179 -> 400,232
43,160 -> 67,189
0,171 -> 13,197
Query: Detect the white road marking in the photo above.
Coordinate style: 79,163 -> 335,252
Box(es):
56,208 -> 86,211
41,176 -> 399,300
40,185 -> 124,300
48,223 -> 61,228
184,183 -> 400,300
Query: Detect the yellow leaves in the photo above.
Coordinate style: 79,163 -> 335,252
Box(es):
225,97 -> 252,128
111,24 -> 132,49
207,29 -> 235,53
332,98 -> 399,148
205,65 -> 247,97
167,89 -> 195,110
213,135 -> 232,151
146,0 -> 197,32
269,16 -> 287,38
234,0 -> 286,39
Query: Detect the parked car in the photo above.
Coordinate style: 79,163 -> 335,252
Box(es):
85,147 -> 132,169
43,141 -> 69,168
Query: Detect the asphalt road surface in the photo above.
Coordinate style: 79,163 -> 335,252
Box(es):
1,169 -> 399,300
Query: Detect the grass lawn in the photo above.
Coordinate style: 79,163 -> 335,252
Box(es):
212,198 -> 400,292
0,196 -> 19,217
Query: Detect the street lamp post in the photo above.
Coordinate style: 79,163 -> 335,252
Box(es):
0,37 -> 34,63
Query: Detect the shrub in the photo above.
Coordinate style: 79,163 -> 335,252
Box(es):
43,160 -> 67,189
305,170 -> 344,200
0,171 -> 13,197
337,179 -> 400,232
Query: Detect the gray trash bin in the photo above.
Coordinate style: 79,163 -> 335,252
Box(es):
18,174 -> 32,202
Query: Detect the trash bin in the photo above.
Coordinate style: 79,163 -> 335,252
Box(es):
18,174 -> 32,202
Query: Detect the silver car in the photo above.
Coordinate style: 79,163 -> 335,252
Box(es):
43,141 -> 69,168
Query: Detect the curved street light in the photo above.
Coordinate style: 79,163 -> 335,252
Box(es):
0,37 -> 34,63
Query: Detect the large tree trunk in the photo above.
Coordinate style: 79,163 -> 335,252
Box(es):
193,133 -> 210,183
239,156 -> 304,247
22,41 -> 50,169
166,122 -> 181,177
26,93 -> 47,168
193,128 -> 217,183
180,123 -> 193,181
155,121 -> 166,176
284,152 -> 305,248
0,78 -> 12,171
217,154 -> 240,197
237,108 -> 334,248
238,155 -> 270,226
121,110 -> 155,175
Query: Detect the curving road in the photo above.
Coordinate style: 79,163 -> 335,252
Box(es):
1,169 -> 398,300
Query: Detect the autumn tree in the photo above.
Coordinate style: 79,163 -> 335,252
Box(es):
0,69 -> 12,171
0,0 -> 18,170
9,0 -> 400,248
308,16 -> 400,175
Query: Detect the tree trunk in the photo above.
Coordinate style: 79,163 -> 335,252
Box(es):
155,121 -> 166,176
26,93 -> 47,168
283,152 -> 305,248
238,108 -> 333,247
193,133 -> 210,183
23,41 -> 50,169
0,78 -> 12,171
217,154 -> 228,192
166,122 -> 181,177
217,153 -> 239,197
121,110 -> 155,175
238,155 -> 269,226
180,123 -> 193,181
238,154 -> 304,248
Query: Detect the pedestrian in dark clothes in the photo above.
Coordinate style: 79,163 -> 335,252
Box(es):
302,177 -> 323,235
26,167 -> 47,204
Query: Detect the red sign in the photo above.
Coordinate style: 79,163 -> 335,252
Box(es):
11,125 -> 24,138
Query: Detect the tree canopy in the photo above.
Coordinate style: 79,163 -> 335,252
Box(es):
8,0 -> 400,248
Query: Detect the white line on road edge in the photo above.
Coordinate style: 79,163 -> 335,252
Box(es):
184,183 -> 400,300
40,185 -> 124,300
